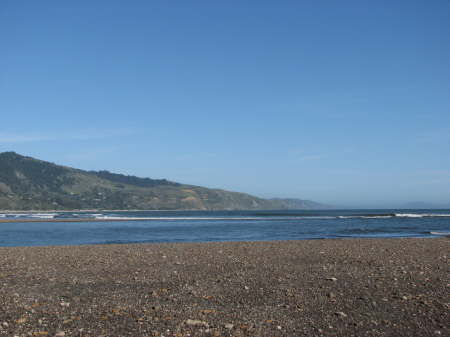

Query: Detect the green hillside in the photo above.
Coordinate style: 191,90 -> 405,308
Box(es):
0,152 -> 293,211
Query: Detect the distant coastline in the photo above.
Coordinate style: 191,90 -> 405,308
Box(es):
0,152 -> 331,211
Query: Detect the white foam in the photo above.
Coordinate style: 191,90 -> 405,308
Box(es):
94,216 -> 254,220
2,212 -> 60,219
30,213 -> 58,218
90,215 -> 341,222
361,216 -> 393,219
430,231 -> 450,236
396,213 -> 450,218
395,214 -> 425,218
7,213 -> 31,217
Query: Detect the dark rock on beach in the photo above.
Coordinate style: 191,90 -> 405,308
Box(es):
0,238 -> 449,336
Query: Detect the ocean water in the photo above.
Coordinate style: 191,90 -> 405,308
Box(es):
0,209 -> 449,247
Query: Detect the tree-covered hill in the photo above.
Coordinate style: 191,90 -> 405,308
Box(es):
0,152 -> 296,211
90,170 -> 179,188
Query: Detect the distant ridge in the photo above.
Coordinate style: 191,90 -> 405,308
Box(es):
271,198 -> 334,210
0,152 -> 327,211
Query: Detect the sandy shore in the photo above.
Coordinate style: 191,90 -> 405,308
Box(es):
1,239 -> 449,336
0,219 -> 130,223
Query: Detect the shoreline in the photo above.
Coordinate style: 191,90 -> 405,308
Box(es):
0,218 -> 138,223
1,238 -> 449,336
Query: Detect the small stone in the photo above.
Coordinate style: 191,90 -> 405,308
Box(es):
186,319 -> 205,326
224,323 -> 234,330
335,312 -> 347,318
328,293 -> 336,298
55,331 -> 65,337
199,309 -> 215,314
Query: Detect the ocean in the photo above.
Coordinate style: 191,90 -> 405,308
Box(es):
0,209 -> 449,247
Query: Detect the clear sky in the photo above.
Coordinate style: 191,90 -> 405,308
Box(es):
1,1 -> 449,208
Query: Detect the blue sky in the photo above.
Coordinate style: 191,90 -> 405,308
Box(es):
1,1 -> 449,207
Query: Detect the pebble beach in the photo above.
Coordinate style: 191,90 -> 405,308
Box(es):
1,238 -> 449,336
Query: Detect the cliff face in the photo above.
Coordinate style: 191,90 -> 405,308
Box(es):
0,152 -> 289,211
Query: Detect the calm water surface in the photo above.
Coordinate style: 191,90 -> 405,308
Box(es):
0,209 -> 449,247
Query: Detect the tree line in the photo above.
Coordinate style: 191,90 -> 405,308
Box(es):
90,170 -> 180,188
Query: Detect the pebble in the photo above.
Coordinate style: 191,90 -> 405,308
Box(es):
0,238 -> 447,336
186,319 -> 205,326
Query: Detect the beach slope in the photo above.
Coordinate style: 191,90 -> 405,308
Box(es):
1,238 -> 449,336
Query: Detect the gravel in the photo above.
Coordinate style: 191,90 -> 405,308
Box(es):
0,238 -> 449,336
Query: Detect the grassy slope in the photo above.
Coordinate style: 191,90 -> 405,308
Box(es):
0,152 -> 287,211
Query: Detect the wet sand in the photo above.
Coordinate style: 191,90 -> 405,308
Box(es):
0,219 -> 129,223
0,238 -> 449,336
